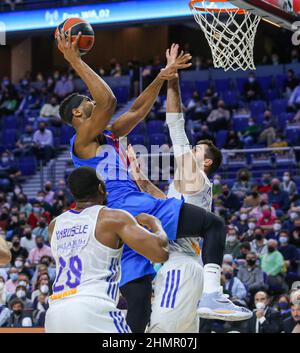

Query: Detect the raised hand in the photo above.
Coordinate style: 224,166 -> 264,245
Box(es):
166,43 -> 183,67
159,50 -> 192,81
56,29 -> 81,64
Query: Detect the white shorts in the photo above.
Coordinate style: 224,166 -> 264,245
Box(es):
45,296 -> 131,333
148,253 -> 203,333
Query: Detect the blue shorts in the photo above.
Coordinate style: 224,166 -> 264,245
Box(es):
107,191 -> 184,287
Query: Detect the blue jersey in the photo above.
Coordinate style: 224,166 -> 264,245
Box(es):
70,130 -> 183,286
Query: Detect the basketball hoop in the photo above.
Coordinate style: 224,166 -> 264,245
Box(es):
189,0 -> 261,71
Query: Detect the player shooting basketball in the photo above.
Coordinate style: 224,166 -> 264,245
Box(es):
56,30 -> 251,332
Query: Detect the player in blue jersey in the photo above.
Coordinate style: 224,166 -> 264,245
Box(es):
56,31 -> 237,332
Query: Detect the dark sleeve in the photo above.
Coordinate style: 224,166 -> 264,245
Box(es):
261,312 -> 281,333
21,247 -> 29,260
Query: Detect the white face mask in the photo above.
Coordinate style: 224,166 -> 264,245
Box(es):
273,223 -> 282,232
14,260 -> 23,269
290,212 -> 299,221
283,176 -> 290,182
279,237 -> 288,244
213,179 -> 221,186
240,214 -> 248,221
16,289 -> 26,299
40,284 -> 49,294
0,282 -> 4,290
227,236 -> 237,243
248,222 -> 256,230
255,302 -> 266,310
18,281 -> 27,288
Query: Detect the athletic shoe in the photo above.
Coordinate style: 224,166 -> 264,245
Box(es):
197,287 -> 253,321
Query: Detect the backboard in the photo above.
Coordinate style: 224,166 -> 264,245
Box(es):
230,0 -> 300,30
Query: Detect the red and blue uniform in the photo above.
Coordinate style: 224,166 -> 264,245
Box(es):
70,130 -> 183,286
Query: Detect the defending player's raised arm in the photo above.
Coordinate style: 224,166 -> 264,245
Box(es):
57,31 -> 116,140
166,44 -> 205,195
0,236 -> 11,265
102,209 -> 169,263
110,50 -> 192,138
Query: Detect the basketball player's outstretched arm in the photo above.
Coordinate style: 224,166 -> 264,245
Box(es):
0,236 -> 11,265
166,44 -> 206,195
127,144 -> 167,199
57,31 -> 116,139
109,49 -> 192,138
99,209 -> 169,263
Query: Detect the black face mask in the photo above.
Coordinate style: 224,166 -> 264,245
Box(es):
39,222 -> 46,228
272,185 -> 280,191
268,246 -> 275,253
0,213 -> 8,220
24,232 -> 31,239
13,310 -> 22,316
252,192 -> 258,197
37,243 -> 43,249
12,241 -> 20,247
223,190 -> 229,196
45,186 -> 51,192
255,234 -> 263,241
39,128 -> 45,132
247,259 -> 256,266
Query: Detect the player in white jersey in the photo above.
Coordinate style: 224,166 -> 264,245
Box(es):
45,166 -> 169,333
128,45 -> 252,331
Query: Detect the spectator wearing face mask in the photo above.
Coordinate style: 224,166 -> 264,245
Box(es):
33,293 -> 49,327
223,130 -> 243,149
281,301 -> 300,333
237,252 -> 267,303
52,191 -> 69,217
250,227 -> 268,256
34,191 -> 53,216
266,219 -> 283,240
261,239 -> 285,294
243,184 -> 261,208
268,179 -> 290,212
17,193 -> 32,218
44,181 -> 55,205
26,235 -> 52,269
241,217 -> 257,242
225,227 -> 242,259
235,212 -> 249,235
31,276 -> 50,302
276,294 -> 291,320
278,230 -> 300,286
5,267 -> 19,294
289,217 -> 300,247
54,179 -> 73,205
32,216 -> 49,243
240,118 -> 261,146
27,201 -> 50,229
206,99 -> 230,131
280,172 -> 298,200
237,242 -> 251,262
247,291 -> 280,333
258,174 -> 272,193
219,184 -> 241,212
9,235 -> 28,266
249,198 -> 276,220
20,225 -> 36,253
256,206 -> 277,231
243,73 -> 262,101
14,256 -> 32,280
9,284 -> 33,310
232,169 -> 253,199
222,264 -> 248,303
33,122 -> 55,165
6,298 -> 33,328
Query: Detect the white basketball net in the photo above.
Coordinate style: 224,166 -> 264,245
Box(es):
190,1 -> 261,71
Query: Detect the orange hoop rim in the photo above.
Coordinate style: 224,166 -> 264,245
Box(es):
189,0 -> 247,14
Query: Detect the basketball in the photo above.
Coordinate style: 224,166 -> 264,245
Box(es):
54,17 -> 95,56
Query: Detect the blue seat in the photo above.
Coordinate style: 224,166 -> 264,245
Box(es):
129,123 -> 145,136
113,87 -> 129,104
271,99 -> 288,116
286,127 -> 300,144
222,90 -> 239,106
265,89 -> 279,101
249,100 -> 266,116
18,156 -> 37,176
129,134 -> 147,146
60,125 -> 76,145
3,115 -> 18,129
147,120 -> 165,134
236,78 -> 247,92
195,80 -> 210,95
278,112 -> 295,129
2,129 -> 17,149
214,79 -> 231,93
216,130 -> 228,148
148,133 -> 168,146
257,76 -> 273,91
233,117 -> 249,131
